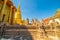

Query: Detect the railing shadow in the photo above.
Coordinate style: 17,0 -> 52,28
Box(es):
0,23 -> 33,40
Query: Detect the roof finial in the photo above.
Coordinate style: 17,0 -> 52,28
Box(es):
56,8 -> 60,11
17,4 -> 20,12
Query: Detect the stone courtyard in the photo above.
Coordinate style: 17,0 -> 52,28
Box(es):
0,22 -> 60,40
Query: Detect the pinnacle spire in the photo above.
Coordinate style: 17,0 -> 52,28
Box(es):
17,4 -> 20,12
54,8 -> 60,18
56,8 -> 60,12
15,4 -> 22,19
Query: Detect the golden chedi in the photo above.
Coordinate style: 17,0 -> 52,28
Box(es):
54,9 -> 60,18
13,4 -> 25,25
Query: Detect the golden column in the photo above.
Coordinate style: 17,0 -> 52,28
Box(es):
9,6 -> 13,25
1,0 -> 7,22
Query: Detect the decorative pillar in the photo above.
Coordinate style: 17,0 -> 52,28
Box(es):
9,6 -> 13,25
1,0 -> 7,22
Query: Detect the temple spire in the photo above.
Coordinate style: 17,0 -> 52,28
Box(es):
54,8 -> 60,18
17,4 -> 20,12
13,4 -> 25,25
16,4 -> 22,19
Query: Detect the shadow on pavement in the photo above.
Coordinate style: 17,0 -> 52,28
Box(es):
0,23 -> 33,40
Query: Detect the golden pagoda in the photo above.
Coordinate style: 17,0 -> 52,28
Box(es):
54,9 -> 60,18
13,4 -> 25,25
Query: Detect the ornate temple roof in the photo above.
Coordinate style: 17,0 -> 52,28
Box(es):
56,8 -> 60,12
7,0 -> 16,10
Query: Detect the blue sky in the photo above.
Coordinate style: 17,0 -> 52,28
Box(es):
12,0 -> 60,21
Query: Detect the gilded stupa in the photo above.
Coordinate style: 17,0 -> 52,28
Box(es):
54,9 -> 60,18
14,4 -> 22,20
13,4 -> 25,25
